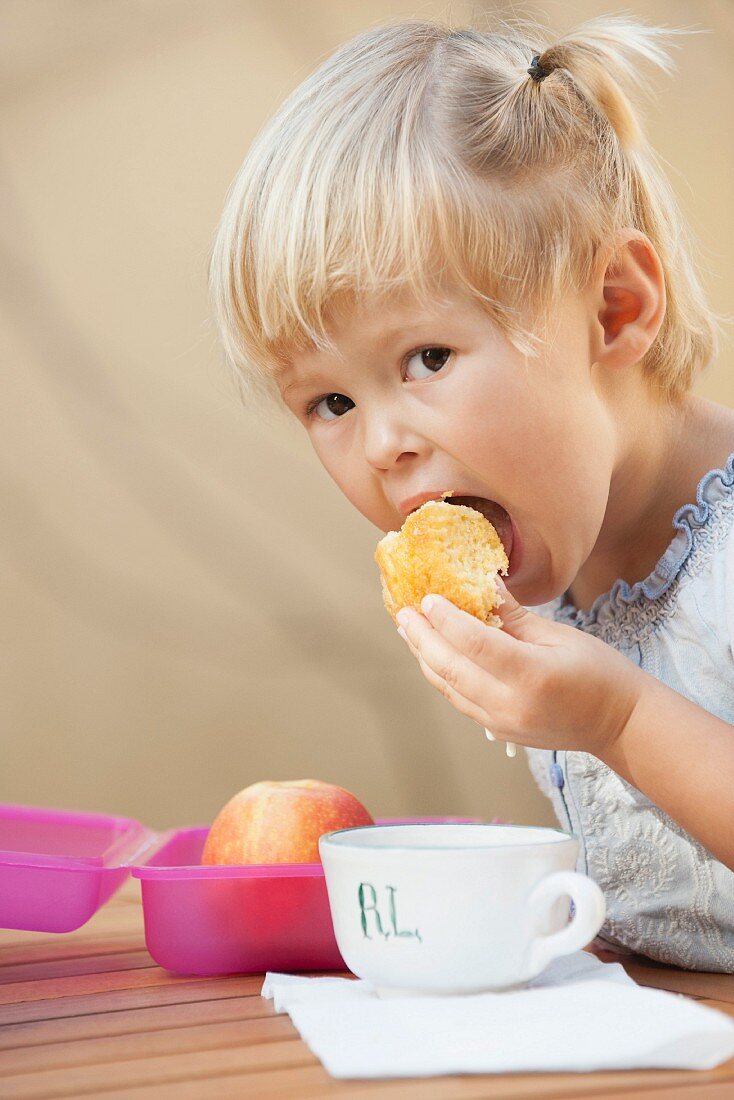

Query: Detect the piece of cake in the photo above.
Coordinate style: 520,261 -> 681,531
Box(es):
375,499 -> 509,627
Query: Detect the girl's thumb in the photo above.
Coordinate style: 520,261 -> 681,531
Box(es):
494,575 -> 548,643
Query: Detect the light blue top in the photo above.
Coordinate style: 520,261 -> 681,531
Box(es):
526,453 -> 734,971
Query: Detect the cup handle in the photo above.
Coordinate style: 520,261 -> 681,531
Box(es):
527,870 -> 606,973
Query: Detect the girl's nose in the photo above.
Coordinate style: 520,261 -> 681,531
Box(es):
362,408 -> 423,471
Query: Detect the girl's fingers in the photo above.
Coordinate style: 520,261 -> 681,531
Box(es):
413,649 -> 508,733
415,594 -> 524,682
396,625 -> 418,656
396,606 -> 510,717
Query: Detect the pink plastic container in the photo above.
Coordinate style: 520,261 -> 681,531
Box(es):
0,803 -> 157,933
0,803 -> 479,975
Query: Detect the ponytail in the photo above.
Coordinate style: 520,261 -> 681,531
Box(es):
524,16 -> 679,151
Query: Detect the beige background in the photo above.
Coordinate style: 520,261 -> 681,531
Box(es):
1,0 -> 732,832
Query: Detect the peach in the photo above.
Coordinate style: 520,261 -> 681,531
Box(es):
201,778 -> 374,865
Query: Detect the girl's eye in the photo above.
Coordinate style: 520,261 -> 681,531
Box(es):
305,347 -> 451,421
308,393 -> 355,421
405,346 -> 452,379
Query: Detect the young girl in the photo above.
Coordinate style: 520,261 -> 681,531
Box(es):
208,14 -> 734,971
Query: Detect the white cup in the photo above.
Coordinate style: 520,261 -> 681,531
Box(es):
319,823 -> 605,996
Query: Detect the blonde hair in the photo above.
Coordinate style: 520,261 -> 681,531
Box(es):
209,13 -> 722,414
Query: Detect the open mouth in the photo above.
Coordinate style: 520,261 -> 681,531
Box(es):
442,495 -> 514,563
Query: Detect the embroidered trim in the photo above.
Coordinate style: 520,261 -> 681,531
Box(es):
555,452 -> 734,645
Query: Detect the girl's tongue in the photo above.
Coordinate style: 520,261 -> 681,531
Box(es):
448,496 -> 514,560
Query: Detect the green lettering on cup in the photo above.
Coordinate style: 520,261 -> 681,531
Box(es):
358,882 -> 388,939
386,884 -> 422,941
357,883 -> 422,943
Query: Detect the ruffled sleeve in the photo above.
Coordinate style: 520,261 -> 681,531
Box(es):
555,452 -> 734,649
723,509 -> 734,665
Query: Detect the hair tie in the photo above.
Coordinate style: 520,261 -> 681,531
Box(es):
527,53 -> 551,83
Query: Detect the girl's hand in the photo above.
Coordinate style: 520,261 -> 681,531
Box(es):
394,578 -> 646,758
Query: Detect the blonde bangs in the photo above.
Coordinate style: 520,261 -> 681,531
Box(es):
208,37 -> 531,409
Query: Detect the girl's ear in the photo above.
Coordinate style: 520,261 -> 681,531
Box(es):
590,231 -> 666,371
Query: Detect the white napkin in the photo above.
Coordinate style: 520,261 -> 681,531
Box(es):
261,951 -> 734,1079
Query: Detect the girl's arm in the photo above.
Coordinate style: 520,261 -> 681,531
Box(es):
396,580 -> 734,870
601,677 -> 734,870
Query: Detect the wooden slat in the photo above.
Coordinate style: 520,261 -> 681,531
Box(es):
0,977 -> 265,1026
0,908 -> 145,950
587,1084 -> 734,1100
0,950 -> 155,984
0,993 -> 271,1050
329,1070 -> 734,1100
699,999 -> 734,1018
0,1038 -> 318,1098
0,965 -> 266,1007
39,1062 -> 734,1100
0,1015 -> 298,1073
0,937 -> 146,968
622,963 -> 734,1005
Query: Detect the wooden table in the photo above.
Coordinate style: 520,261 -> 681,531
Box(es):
1,879 -> 733,1099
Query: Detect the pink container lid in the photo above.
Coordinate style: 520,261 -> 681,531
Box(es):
0,802 -> 483,975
